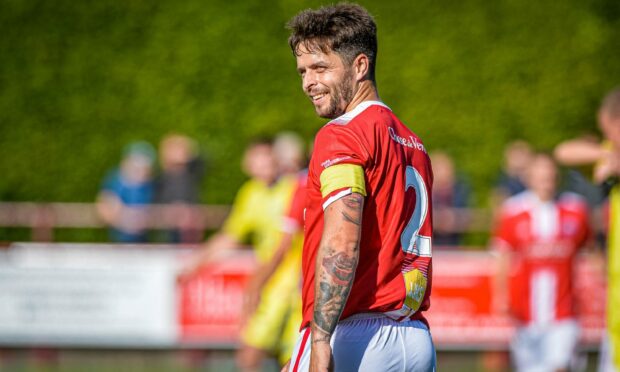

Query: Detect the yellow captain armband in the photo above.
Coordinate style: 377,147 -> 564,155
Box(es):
320,163 -> 367,198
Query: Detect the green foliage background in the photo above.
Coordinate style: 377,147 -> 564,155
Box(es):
1,0 -> 619,207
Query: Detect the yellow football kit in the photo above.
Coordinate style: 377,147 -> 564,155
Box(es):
609,184 -> 619,368
597,141 -> 620,368
223,177 -> 295,262
222,176 -> 303,358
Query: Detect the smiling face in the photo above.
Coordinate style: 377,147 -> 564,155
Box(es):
295,44 -> 355,119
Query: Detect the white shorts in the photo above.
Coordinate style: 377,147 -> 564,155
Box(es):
511,319 -> 580,372
287,314 -> 436,372
598,331 -> 619,372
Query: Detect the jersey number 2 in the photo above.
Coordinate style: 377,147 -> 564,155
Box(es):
400,166 -> 432,257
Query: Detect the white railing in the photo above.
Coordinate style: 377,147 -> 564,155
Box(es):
0,202 -> 606,242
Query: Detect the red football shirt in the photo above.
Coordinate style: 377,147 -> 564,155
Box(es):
301,101 -> 433,329
492,191 -> 590,324
282,171 -> 308,234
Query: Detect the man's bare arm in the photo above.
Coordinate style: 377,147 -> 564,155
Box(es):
243,231 -> 295,316
554,139 -> 606,166
492,248 -> 510,315
178,232 -> 240,280
312,193 -> 364,343
95,191 -> 122,226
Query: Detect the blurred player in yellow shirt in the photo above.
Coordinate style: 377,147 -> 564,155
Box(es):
555,87 -> 620,371
180,135 -> 305,371
241,133 -> 306,368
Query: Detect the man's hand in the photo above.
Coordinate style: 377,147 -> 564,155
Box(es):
491,291 -> 510,316
177,255 -> 204,284
241,282 -> 262,324
280,358 -> 291,372
309,340 -> 333,372
594,149 -> 620,183
176,232 -> 239,283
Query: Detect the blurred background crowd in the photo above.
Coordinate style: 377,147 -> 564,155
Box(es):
82,134 -> 612,250
1,0 -> 619,371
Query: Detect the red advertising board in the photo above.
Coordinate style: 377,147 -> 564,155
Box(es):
178,251 -> 606,349
178,252 -> 256,345
430,252 -> 606,349
426,252 -> 515,349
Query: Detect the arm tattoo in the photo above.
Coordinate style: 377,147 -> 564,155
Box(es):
321,252 -> 356,286
313,252 -> 357,335
340,193 -> 363,226
312,193 -> 363,342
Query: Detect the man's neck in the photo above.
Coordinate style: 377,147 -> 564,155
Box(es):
532,190 -> 554,203
345,80 -> 379,113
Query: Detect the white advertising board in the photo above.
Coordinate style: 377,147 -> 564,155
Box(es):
0,243 -> 180,347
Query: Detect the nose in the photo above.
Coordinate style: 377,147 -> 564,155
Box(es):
302,70 -> 316,93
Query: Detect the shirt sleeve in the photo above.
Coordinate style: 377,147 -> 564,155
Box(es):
282,174 -> 308,234
491,207 -> 516,253
313,124 -> 370,209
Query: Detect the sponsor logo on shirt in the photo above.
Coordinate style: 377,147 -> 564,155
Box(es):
321,156 -> 352,169
526,240 -> 573,258
388,127 -> 426,152
403,268 -> 427,313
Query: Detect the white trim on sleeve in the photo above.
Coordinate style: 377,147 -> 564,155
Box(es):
322,188 -> 352,210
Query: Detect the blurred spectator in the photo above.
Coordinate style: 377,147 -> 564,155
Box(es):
554,87 -> 620,372
155,134 -> 205,243
179,138 -> 301,371
242,131 -> 306,368
563,168 -> 607,208
492,154 -> 591,372
494,140 -> 533,201
273,131 -> 306,176
429,151 -> 471,247
96,141 -> 156,243
178,139 -> 281,276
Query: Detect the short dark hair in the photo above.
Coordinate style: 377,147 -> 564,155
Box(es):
247,136 -> 273,149
601,87 -> 620,120
287,3 -> 377,82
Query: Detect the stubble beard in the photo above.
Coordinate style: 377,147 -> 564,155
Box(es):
317,70 -> 355,119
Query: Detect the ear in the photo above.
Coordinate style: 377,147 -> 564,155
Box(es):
352,54 -> 370,82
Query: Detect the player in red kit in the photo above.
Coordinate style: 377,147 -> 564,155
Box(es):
493,154 -> 591,371
285,4 -> 435,372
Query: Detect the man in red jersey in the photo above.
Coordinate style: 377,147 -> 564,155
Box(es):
493,154 -> 591,371
284,4 -> 435,372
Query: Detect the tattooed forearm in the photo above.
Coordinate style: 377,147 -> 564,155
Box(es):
313,255 -> 356,335
312,193 -> 364,343
321,252 -> 356,285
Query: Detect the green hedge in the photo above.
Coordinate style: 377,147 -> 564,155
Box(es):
1,0 -> 619,207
